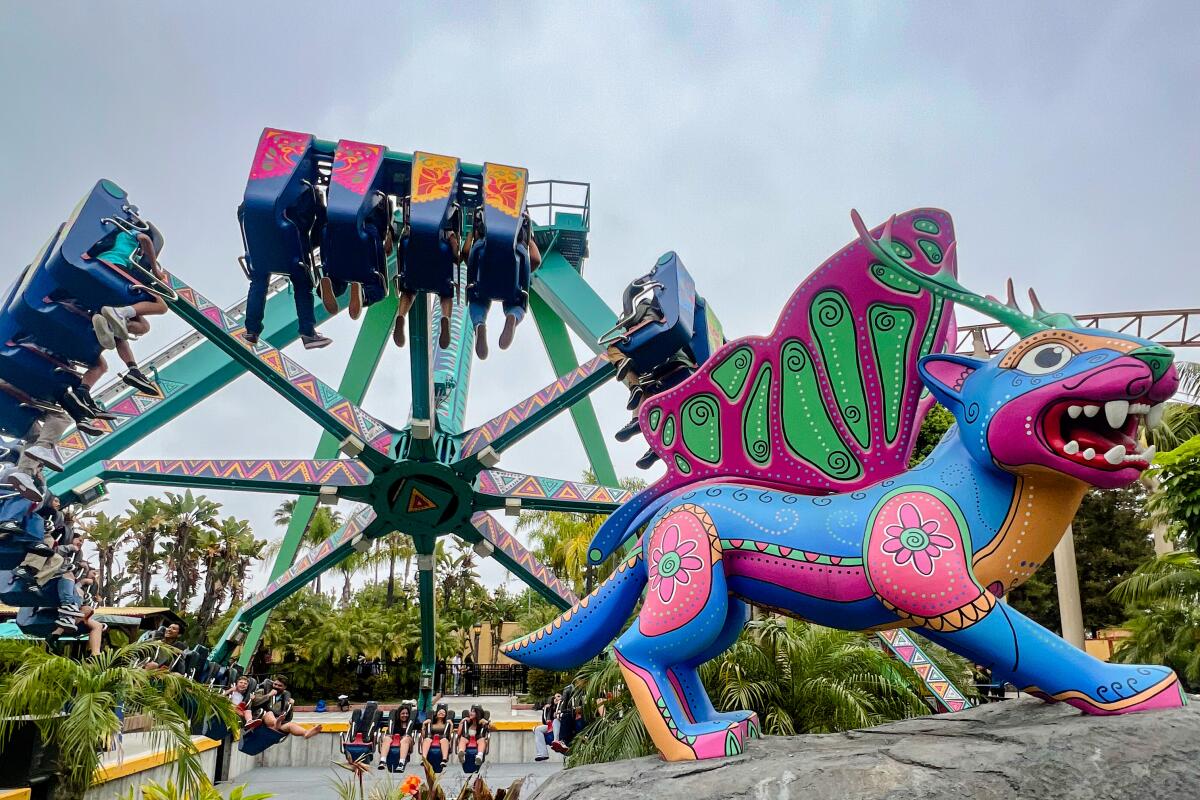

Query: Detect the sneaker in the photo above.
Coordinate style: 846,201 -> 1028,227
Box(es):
438,316 -> 451,350
499,313 -> 519,350
349,282 -> 364,320
122,367 -> 160,396
75,386 -> 117,420
550,740 -> 569,755
76,418 -> 105,437
11,566 -> 37,587
534,755 -> 548,762
626,385 -> 645,411
23,445 -> 64,473
377,762 -> 386,771
5,473 -> 43,502
457,751 -> 466,764
616,358 -> 637,383
60,388 -> 91,420
241,331 -> 260,346
636,449 -> 661,470
474,324 -> 488,360
101,306 -> 131,339
91,314 -> 116,350
301,333 -> 333,350
614,417 -> 642,442
392,314 -> 406,348
54,614 -> 79,630
319,276 -> 340,316
245,719 -> 264,732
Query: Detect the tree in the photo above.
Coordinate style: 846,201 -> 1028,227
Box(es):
0,641 -> 237,800
156,491 -> 221,610
1146,435 -> 1200,553
193,516 -> 266,634
84,511 -> 128,606
909,403 -> 955,466
122,497 -> 166,605
1109,550 -> 1200,691
1007,484 -> 1154,633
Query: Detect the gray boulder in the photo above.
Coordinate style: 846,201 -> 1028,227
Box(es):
529,697 -> 1200,800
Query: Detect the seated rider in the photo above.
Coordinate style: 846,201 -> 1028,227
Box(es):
462,210 -> 541,360
1,408 -> 66,502
394,202 -> 459,351
144,621 -> 184,669
532,692 -> 561,762
223,676 -> 256,727
88,221 -> 168,396
420,703 -> 453,764
249,676 -> 323,739
377,703 -> 418,771
456,705 -> 489,766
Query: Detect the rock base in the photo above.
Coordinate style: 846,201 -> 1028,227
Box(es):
530,697 -> 1200,800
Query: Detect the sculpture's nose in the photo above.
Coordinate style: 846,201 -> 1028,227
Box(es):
1128,345 -> 1173,382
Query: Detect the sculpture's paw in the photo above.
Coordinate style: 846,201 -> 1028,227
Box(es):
682,719 -> 749,760
1031,665 -> 1187,715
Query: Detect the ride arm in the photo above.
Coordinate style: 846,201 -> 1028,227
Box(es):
156,269 -> 396,472
458,512 -> 577,609
74,458 -> 373,502
453,355 -> 615,475
473,469 -> 629,515
210,507 -> 383,664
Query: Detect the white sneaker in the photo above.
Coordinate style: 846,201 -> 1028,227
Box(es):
102,306 -> 131,339
92,314 -> 116,350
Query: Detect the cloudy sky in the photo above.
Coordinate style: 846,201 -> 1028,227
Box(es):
1,2 -> 1196,595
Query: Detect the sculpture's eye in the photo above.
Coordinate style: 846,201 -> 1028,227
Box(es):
1016,342 -> 1070,375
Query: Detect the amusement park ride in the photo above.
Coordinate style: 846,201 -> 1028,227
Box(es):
0,127 -> 1195,761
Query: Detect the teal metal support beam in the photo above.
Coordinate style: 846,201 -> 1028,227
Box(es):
407,294 -> 435,460
529,292 -> 620,487
531,251 -> 618,351
433,263 -> 475,437
235,297 -> 396,668
415,536 -> 438,713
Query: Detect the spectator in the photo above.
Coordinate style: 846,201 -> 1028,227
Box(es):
464,653 -> 476,696
450,652 -> 463,694
533,692 -> 561,762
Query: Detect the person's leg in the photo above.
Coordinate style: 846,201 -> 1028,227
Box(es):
281,721 -> 322,739
469,301 -> 490,359
437,295 -> 453,350
421,736 -> 431,759
15,412 -> 67,476
499,302 -> 525,350
291,270 -> 318,338
114,336 -> 158,396
393,291 -> 416,347
533,725 -> 549,760
83,614 -> 103,656
245,273 -> 271,338
399,735 -> 412,763
439,738 -> 450,761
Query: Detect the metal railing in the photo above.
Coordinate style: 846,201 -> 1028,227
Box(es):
528,180 -> 590,230
955,308 -> 1200,356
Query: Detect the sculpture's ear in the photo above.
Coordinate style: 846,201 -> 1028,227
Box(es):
918,353 -> 985,411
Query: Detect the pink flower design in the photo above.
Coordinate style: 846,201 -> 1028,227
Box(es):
881,502 -> 955,576
648,523 -> 706,603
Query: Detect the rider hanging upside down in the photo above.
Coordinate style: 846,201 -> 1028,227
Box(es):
461,210 -> 541,360
88,226 -> 167,396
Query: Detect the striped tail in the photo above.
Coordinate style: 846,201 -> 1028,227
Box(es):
501,547 -> 646,670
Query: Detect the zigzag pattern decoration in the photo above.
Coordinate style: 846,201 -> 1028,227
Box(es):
877,627 -> 972,712
244,506 -> 377,608
476,469 -> 631,506
471,512 -> 577,605
55,272 -> 396,465
459,355 -> 611,457
433,268 -> 474,433
103,458 -> 373,486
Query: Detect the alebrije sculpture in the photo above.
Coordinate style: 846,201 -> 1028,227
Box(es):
504,209 -> 1185,761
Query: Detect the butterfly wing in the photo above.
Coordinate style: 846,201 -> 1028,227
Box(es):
589,209 -> 958,563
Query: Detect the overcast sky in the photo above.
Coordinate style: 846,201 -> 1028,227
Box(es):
1,2 -> 1196,596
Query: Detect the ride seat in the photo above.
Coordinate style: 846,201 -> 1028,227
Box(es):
466,162 -> 532,309
239,129 -> 322,281
322,140 -> 392,298
400,152 -> 462,297
608,252 -> 698,375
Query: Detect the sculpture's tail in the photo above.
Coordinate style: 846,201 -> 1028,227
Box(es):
500,546 -> 646,670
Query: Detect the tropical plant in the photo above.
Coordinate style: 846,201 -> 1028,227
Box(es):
156,491 -> 222,610
1110,549 -> 1200,690
1146,435 -> 1200,553
568,617 -> 974,766
123,497 -> 167,604
84,510 -> 129,605
0,641 -> 238,800
121,779 -> 274,800
194,515 -> 267,633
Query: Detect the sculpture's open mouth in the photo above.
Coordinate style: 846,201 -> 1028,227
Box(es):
1042,397 -> 1163,472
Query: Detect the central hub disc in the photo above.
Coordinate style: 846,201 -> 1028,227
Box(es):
383,460 -> 475,535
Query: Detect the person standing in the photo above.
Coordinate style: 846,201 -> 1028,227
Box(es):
450,652 -> 463,694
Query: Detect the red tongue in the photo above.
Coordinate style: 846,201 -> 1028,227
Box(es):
1072,429 -> 1115,452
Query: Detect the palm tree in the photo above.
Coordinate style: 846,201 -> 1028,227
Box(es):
83,511 -> 128,606
194,516 -> 266,634
1110,550 -> 1200,689
370,535 -> 416,606
122,497 -> 166,604
263,504 -> 344,595
0,641 -> 238,800
156,491 -> 221,610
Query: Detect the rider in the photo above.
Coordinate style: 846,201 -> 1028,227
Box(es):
456,705 -> 489,766
420,703 -> 453,765
249,676 -> 324,739
377,703 -> 418,771
223,676 -> 256,727
88,222 -> 167,396
462,210 -> 541,360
